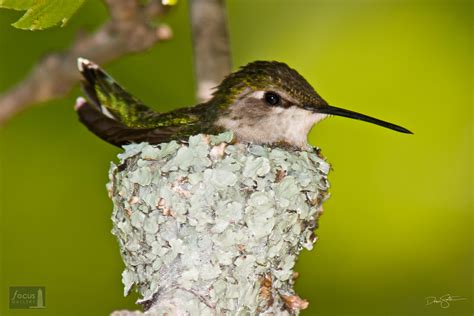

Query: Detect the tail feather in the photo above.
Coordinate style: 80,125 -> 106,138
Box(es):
75,97 -> 177,147
77,58 -> 158,127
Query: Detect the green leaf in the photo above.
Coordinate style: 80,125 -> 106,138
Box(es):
0,0 -> 34,10
0,0 -> 85,30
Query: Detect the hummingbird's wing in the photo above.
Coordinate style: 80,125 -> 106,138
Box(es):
75,97 -> 181,147
77,58 -> 161,128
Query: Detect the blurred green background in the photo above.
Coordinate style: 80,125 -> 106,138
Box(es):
0,0 -> 472,315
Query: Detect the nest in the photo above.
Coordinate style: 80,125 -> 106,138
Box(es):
108,132 -> 330,315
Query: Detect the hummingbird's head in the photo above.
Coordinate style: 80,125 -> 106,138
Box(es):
213,61 -> 411,148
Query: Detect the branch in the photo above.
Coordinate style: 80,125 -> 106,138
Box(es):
0,0 -> 173,125
189,0 -> 231,102
108,133 -> 330,315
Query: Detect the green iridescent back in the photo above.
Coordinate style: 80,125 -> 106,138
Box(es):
86,60 -> 326,139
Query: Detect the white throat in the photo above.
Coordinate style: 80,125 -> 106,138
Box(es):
217,105 -> 327,148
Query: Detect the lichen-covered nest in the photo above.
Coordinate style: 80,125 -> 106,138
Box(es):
108,132 -> 330,315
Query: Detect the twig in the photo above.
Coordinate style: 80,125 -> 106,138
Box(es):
0,0 -> 173,125
189,0 -> 231,102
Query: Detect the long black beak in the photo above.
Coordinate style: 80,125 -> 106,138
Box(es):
307,104 -> 413,134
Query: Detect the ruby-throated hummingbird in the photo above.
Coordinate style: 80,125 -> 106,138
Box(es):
75,58 -> 411,148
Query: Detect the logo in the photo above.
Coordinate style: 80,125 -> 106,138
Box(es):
9,286 -> 46,309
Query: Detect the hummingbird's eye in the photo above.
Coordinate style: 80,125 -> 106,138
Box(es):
264,92 -> 280,106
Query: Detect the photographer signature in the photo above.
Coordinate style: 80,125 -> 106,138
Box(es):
425,294 -> 466,308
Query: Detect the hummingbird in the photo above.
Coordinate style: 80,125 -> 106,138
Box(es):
75,58 -> 412,149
